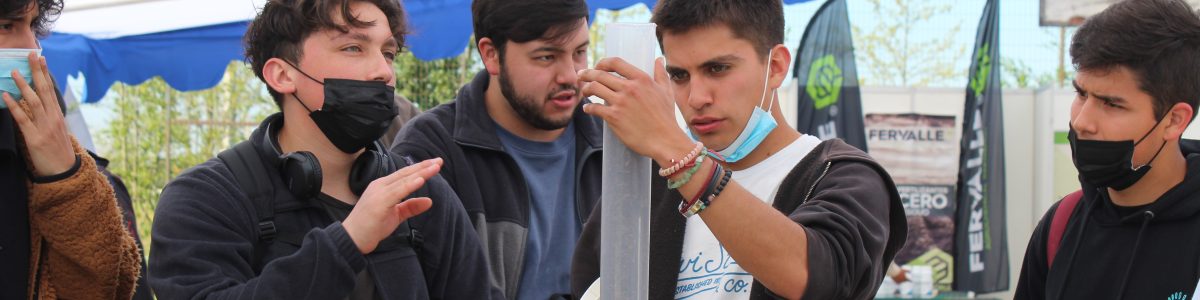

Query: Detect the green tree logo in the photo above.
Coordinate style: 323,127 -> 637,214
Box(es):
970,43 -> 991,98
806,54 -> 843,110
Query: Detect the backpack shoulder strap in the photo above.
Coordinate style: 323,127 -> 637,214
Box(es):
391,154 -> 427,258
1047,189 -> 1084,268
217,141 -> 278,272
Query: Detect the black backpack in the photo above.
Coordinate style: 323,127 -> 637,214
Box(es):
216,141 -> 425,273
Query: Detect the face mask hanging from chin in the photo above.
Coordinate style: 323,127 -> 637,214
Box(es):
689,49 -> 778,163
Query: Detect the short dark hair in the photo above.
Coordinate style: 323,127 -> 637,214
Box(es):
471,0 -> 589,60
1071,0 -> 1200,121
0,0 -> 62,37
651,0 -> 783,59
244,0 -> 408,105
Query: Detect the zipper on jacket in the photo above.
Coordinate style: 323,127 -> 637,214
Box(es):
803,161 -> 834,204
574,147 -> 601,225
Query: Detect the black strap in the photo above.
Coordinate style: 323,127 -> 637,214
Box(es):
392,154 -> 427,263
217,141 -> 279,272
218,142 -> 429,273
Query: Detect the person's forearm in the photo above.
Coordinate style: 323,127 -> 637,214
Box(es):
27,137 -> 140,299
659,154 -> 809,299
698,180 -> 809,299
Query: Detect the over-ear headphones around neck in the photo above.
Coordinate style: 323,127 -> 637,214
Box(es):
265,123 -> 397,201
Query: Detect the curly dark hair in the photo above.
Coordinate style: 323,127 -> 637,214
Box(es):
244,0 -> 408,106
1071,0 -> 1200,121
0,0 -> 63,37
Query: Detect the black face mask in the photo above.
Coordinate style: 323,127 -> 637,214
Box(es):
1067,115 -> 1169,191
287,62 -> 398,153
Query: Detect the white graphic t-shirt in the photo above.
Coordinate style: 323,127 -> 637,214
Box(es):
675,135 -> 822,300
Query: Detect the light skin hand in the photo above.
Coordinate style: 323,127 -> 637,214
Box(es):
579,57 -> 694,165
341,158 -> 443,254
582,54 -> 811,298
2,53 -> 75,177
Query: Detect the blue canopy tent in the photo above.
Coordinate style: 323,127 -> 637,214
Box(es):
43,0 -> 814,103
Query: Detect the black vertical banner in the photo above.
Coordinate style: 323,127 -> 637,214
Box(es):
793,0 -> 868,151
954,0 -> 1007,293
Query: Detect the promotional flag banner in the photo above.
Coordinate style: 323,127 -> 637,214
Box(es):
953,0 -> 1008,293
793,0 -> 868,151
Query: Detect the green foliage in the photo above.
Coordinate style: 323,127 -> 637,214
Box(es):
1000,57 -> 1056,89
100,61 -> 275,253
393,46 -> 482,110
852,0 -> 967,87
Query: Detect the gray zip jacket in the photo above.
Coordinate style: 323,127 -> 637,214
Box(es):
393,71 -> 604,299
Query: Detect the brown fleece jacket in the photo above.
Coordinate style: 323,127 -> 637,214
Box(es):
23,137 -> 140,300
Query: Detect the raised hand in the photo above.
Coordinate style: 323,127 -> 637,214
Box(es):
341,158 -> 442,254
2,52 -> 74,177
579,57 -> 694,164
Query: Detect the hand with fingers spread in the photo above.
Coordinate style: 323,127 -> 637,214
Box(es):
342,158 -> 443,254
579,57 -> 695,164
2,52 -> 75,177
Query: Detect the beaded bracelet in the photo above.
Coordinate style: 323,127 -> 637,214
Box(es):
708,168 -> 733,202
682,165 -> 732,218
662,151 -> 701,178
667,154 -> 706,189
658,142 -> 705,177
679,162 -> 719,216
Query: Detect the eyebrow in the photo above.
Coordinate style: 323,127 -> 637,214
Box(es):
664,65 -> 687,74
333,31 -> 398,49
532,46 -> 566,54
699,54 -> 741,69
1073,80 -> 1125,103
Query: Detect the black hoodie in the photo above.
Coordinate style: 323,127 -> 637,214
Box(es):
1016,139 -> 1200,300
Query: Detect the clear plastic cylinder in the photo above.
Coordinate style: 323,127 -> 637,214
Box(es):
599,22 -> 657,300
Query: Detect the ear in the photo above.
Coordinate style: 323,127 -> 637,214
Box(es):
263,57 -> 298,96
1163,102 -> 1195,141
767,44 -> 791,90
478,37 -> 502,76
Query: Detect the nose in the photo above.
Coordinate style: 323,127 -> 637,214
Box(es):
556,60 -> 579,87
686,78 -> 714,111
10,28 -> 38,49
368,53 -> 395,84
1071,97 -> 1100,137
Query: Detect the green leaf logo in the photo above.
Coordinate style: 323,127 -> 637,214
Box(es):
969,43 -> 991,98
806,54 -> 843,110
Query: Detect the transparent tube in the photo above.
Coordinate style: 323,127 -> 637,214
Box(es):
599,22 -> 657,300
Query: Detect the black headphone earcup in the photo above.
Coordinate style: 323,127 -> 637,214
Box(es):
349,149 -> 394,197
281,151 -> 322,200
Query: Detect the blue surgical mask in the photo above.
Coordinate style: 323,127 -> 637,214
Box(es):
689,49 -> 778,163
0,48 -> 40,109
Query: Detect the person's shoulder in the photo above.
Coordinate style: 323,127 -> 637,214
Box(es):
416,101 -> 458,123
158,157 -> 246,210
400,101 -> 458,137
784,138 -> 877,176
817,138 -> 872,160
